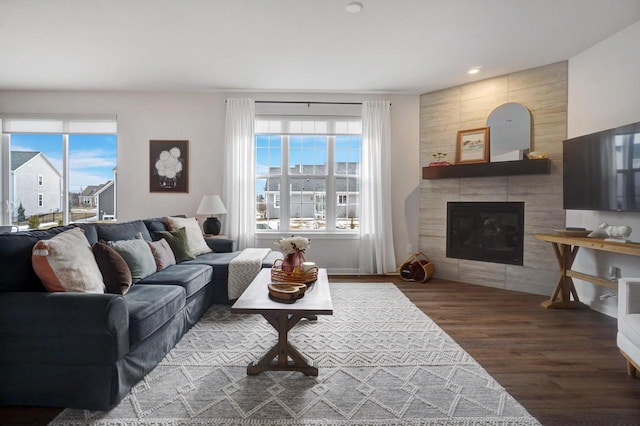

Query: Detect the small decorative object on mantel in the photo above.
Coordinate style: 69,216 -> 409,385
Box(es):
429,152 -> 451,167
456,127 -> 489,164
600,222 -> 632,243
526,151 -> 548,160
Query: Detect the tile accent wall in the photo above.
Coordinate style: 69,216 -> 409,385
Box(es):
419,61 -> 567,296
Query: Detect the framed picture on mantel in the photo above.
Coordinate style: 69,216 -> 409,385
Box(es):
456,127 -> 490,164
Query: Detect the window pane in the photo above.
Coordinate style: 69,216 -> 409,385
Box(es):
256,135 -> 282,175
10,134 -> 63,228
69,134 -> 117,222
256,177 -> 281,230
336,177 -> 360,230
290,177 -> 326,230
289,135 -> 327,175
335,135 -> 361,175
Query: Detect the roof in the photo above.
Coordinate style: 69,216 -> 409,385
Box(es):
11,151 -> 39,171
79,181 -> 113,197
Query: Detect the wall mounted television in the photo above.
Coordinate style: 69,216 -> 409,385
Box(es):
563,121 -> 640,212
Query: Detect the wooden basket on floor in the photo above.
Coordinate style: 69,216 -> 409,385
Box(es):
271,259 -> 319,284
399,252 -> 434,283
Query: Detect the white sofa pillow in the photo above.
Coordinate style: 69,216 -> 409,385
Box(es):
166,216 -> 212,256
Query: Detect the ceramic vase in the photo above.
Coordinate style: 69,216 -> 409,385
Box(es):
282,250 -> 306,272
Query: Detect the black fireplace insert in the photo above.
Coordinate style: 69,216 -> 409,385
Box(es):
446,201 -> 524,266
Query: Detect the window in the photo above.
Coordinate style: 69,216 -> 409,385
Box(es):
1,115 -> 117,227
255,117 -> 361,232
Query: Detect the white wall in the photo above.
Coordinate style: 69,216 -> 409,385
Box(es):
567,20 -> 640,317
0,90 -> 420,273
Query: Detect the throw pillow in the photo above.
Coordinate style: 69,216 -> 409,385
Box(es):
146,238 -> 176,271
107,238 -> 156,283
166,216 -> 212,256
154,227 -> 195,263
92,241 -> 133,294
32,227 -> 105,293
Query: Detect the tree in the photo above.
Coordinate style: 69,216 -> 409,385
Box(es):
28,215 -> 40,230
17,203 -> 26,223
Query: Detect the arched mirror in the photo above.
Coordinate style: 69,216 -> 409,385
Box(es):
487,102 -> 531,162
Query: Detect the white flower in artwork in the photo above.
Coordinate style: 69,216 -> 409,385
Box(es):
155,147 -> 183,187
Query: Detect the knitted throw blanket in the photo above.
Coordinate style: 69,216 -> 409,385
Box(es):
227,248 -> 271,299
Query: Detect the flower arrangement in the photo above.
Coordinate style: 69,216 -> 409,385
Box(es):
275,235 -> 310,254
155,147 -> 183,188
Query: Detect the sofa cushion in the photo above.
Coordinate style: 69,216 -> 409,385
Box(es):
92,241 -> 133,295
32,228 -> 105,293
107,238 -> 156,283
124,284 -> 186,347
95,220 -> 152,243
138,264 -> 212,300
154,228 -> 195,262
147,238 -> 176,271
143,215 -> 186,235
166,216 -> 212,256
0,225 -> 78,292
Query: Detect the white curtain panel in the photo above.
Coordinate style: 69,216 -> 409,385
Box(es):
359,100 -> 397,274
223,98 -> 256,250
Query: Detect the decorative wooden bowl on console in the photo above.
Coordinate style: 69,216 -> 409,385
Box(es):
268,282 -> 307,302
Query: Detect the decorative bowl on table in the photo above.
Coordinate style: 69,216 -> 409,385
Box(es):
268,282 -> 307,302
553,228 -> 592,238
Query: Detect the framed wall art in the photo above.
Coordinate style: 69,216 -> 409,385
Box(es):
456,127 -> 490,164
149,140 -> 189,193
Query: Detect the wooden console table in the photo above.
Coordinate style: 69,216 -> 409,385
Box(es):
534,234 -> 640,309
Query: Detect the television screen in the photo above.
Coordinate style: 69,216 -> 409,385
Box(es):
563,121 -> 640,211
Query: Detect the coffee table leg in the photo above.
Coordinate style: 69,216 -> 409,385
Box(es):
247,313 -> 318,376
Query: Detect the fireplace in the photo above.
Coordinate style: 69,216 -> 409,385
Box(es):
446,202 -> 524,266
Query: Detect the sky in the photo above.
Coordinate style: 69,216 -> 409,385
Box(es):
11,133 -> 117,193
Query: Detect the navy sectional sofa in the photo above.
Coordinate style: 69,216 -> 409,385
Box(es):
0,217 -> 279,410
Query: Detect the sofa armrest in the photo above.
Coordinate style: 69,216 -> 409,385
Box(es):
205,237 -> 235,252
619,278 -> 640,318
0,292 -> 130,365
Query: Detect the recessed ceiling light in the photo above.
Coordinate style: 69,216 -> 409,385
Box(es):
468,66 -> 482,75
346,2 -> 363,13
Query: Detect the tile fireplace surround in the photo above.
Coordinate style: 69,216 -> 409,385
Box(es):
419,61 -> 567,297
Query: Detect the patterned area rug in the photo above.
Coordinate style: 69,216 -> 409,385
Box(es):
51,283 -> 540,425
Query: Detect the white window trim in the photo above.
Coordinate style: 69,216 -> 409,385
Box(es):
255,116 -> 361,234
37,192 -> 44,207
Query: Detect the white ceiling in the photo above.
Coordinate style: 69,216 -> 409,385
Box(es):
2,0 -> 640,94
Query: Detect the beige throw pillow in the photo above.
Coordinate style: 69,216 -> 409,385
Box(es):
166,216 -> 212,256
32,227 -> 105,293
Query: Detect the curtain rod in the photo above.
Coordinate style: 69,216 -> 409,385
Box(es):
225,100 -> 391,106
255,101 -> 362,105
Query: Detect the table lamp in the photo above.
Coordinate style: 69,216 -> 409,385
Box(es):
197,195 -> 227,235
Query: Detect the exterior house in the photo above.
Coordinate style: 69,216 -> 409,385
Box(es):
262,162 -> 360,228
78,181 -> 115,220
10,151 -> 62,220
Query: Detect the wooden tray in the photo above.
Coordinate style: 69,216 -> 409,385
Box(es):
268,282 -> 307,302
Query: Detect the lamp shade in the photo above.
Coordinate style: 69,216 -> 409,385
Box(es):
197,195 -> 227,216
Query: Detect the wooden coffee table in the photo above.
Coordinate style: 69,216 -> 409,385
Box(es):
231,268 -> 332,376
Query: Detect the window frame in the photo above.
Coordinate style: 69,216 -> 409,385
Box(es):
255,117 -> 361,233
0,114 -> 117,226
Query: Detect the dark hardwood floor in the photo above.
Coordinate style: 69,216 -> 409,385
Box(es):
2,276 -> 639,425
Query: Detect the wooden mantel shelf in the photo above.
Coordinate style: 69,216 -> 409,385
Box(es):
422,158 -> 551,179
